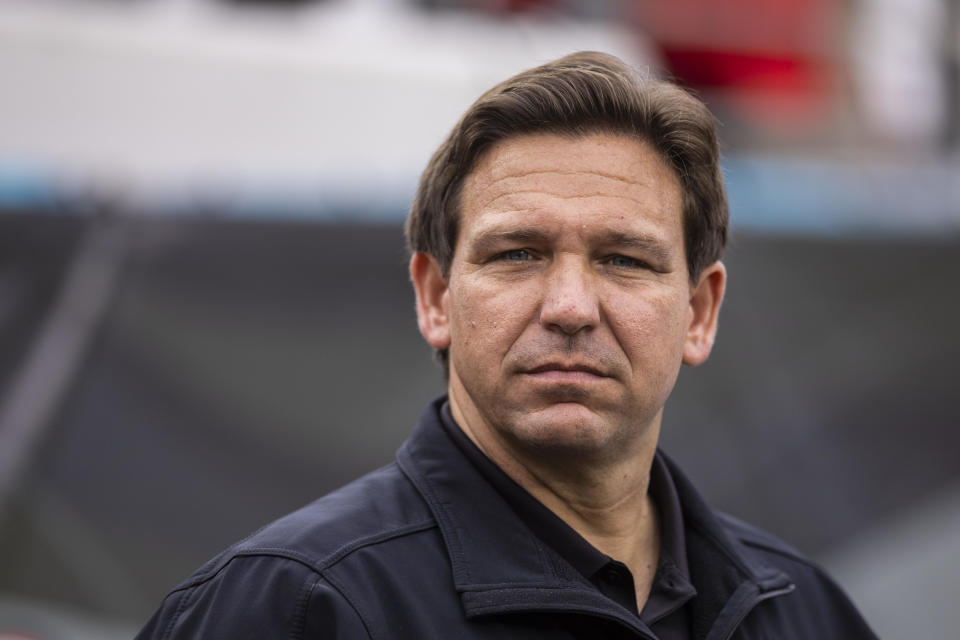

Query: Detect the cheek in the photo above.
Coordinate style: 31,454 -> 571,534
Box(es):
449,277 -> 534,354
612,289 -> 691,360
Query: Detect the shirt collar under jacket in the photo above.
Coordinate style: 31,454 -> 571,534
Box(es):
396,396 -> 795,640
438,400 -> 696,630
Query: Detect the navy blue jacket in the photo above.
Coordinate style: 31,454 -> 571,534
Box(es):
137,400 -> 877,639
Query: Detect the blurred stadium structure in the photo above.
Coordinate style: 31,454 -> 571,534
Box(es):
1,0 -> 958,638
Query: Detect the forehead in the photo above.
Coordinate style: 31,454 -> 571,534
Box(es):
459,132 -> 683,240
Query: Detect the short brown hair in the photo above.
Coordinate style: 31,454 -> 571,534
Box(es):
405,51 -> 729,371
406,50 -> 728,279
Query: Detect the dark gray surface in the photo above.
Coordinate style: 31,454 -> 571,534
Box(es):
1,213 -> 957,624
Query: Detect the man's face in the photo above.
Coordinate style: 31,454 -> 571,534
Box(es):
412,132 -> 724,464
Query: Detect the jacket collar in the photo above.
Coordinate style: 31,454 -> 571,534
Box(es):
396,397 -> 793,636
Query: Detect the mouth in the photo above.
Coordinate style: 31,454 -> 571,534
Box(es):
522,362 -> 609,382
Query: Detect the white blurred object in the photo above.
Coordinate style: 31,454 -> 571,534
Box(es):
849,0 -> 948,145
0,0 -> 653,211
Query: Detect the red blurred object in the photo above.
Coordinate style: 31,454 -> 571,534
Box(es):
471,0 -> 560,13
630,0 -> 839,130
500,0 -> 554,11
662,50 -> 826,93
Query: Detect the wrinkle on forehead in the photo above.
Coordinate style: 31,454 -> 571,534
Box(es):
468,166 -> 665,201
480,190 -> 659,213
481,168 -> 656,187
467,172 -> 678,220
463,134 -> 681,216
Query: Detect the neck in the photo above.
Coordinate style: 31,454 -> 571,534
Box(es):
448,388 -> 663,602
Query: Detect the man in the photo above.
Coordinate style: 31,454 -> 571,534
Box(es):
137,52 -> 876,639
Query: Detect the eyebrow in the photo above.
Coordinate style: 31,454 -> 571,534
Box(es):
469,227 -> 676,265
597,230 -> 675,265
469,228 -> 552,255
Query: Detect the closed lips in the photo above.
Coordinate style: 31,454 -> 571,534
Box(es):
524,363 -> 608,377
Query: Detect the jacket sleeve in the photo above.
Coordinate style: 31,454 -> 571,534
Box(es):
135,554 -> 370,640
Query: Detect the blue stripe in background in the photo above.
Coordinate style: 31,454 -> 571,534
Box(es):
2,156 -> 958,235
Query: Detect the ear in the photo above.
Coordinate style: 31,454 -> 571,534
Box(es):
682,261 -> 726,366
410,252 -> 452,350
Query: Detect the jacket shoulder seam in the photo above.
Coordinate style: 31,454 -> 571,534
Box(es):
173,518 -> 438,591
159,585 -> 193,640
315,517 -> 438,571
321,568 -> 375,640
289,571 -> 321,640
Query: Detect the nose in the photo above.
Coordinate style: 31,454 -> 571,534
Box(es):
539,257 -> 600,336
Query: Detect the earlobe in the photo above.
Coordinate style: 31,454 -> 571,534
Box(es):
410,252 -> 452,350
682,261 -> 726,366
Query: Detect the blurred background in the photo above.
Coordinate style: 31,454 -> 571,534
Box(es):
1,0 -> 958,638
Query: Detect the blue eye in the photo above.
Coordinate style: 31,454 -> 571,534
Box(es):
609,255 -> 643,268
501,249 -> 532,261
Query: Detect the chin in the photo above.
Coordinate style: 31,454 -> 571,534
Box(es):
502,403 -> 622,455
